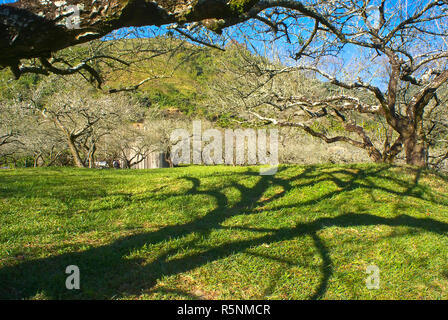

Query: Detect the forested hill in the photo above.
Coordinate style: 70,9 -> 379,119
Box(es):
0,37 -> 246,117
0,36 -> 326,120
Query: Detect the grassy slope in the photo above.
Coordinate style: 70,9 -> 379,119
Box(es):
1,164 -> 448,300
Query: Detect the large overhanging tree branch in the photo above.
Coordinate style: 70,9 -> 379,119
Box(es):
0,1 -> 255,88
0,0 -> 274,66
0,0 -> 399,71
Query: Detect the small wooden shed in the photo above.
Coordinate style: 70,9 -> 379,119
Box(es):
130,151 -> 170,169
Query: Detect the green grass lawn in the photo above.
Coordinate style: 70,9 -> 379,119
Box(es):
1,164 -> 448,300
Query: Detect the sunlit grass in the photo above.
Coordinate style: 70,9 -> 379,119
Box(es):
0,164 -> 448,299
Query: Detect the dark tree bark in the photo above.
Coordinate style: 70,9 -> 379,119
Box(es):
66,134 -> 85,168
51,116 -> 85,168
0,0 -> 261,69
87,141 -> 96,168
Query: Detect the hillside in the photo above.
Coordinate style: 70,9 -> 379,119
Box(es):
0,37 -> 220,116
1,164 -> 448,299
0,37 -> 329,119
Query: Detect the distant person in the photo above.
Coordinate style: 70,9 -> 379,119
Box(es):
113,160 -> 120,169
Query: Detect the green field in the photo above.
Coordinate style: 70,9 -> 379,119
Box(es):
1,164 -> 448,299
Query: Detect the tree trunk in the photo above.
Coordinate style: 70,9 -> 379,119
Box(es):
33,153 -> 42,167
88,142 -> 96,168
66,135 -> 85,168
53,117 -> 85,168
403,133 -> 426,167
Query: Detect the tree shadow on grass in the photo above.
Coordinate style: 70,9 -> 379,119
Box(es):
0,165 -> 447,299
